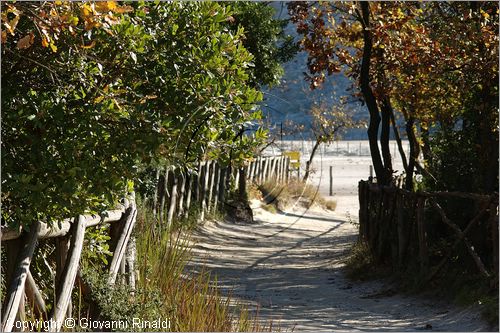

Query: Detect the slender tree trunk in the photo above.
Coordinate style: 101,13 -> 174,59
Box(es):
387,101 -> 409,172
359,2 -> 386,185
238,167 -> 247,201
303,137 -> 322,182
405,115 -> 420,190
380,97 -> 393,179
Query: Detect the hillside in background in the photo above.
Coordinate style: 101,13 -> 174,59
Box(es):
262,2 -> 368,140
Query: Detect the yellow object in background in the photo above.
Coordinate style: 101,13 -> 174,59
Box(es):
283,151 -> 300,169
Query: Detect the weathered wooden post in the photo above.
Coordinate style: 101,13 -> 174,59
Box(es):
233,164 -> 240,192
263,157 -> 269,182
270,157 -> 276,180
177,171 -> 186,217
212,165 -> 221,213
184,171 -> 193,218
159,167 -> 169,224
258,157 -> 263,184
200,161 -> 211,221
397,193 -> 406,267
207,162 -> 217,214
126,238 -> 136,294
2,222 -> 40,332
167,168 -> 178,227
50,216 -> 86,332
55,236 -> 72,317
416,196 -> 429,275
329,166 -> 333,196
109,196 -> 137,285
25,271 -> 46,318
218,167 -> 227,211
152,168 -> 160,219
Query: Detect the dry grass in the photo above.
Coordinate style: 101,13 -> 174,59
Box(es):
256,178 -> 337,212
135,205 -> 269,332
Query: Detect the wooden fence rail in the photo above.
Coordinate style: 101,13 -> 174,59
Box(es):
358,180 -> 499,283
1,194 -> 137,332
0,155 -> 291,331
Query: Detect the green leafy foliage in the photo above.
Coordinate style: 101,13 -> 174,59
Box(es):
2,1 -> 267,228
229,2 -> 298,87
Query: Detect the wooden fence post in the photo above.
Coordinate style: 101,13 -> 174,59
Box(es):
177,171 -> 186,217
126,237 -> 136,294
167,168 -> 178,227
234,164 -> 240,192
108,198 -> 137,285
159,167 -> 169,225
207,162 -> 217,214
258,157 -> 263,184
2,222 -> 40,332
249,160 -> 256,181
25,270 -> 46,319
184,172 -> 193,218
50,216 -> 86,332
153,168 -> 160,219
218,167 -> 227,211
225,166 -> 232,199
416,197 -> 429,275
200,161 -> 211,221
396,193 -> 406,267
264,158 -> 270,183
213,165 -> 221,213
329,166 -> 333,196
197,162 -> 204,202
280,156 -> 286,183
55,236 -> 72,318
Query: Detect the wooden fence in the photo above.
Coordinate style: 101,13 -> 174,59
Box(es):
358,180 -> 499,283
0,155 -> 290,332
1,194 -> 137,332
150,155 -> 290,226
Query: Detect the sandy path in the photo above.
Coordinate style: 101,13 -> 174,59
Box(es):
189,203 -> 490,332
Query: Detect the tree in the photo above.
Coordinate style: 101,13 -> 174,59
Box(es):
303,103 -> 361,182
229,2 -> 298,88
288,1 -> 498,191
1,1 -> 267,228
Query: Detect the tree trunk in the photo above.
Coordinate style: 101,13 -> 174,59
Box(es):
359,2 -> 387,185
405,115 -> 419,190
303,137 -> 322,182
238,167 -> 247,201
380,97 -> 393,179
388,102 -> 409,173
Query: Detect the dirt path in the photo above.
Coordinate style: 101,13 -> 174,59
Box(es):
189,202 -> 490,331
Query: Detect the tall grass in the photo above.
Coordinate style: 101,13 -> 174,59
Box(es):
134,202 -> 268,332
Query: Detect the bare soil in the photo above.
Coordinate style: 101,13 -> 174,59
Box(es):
189,200 -> 491,331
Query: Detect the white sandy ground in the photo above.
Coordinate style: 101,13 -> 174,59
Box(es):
189,204 -> 492,332
187,142 -> 495,332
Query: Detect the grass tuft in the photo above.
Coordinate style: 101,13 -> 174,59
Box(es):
256,178 -> 336,212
